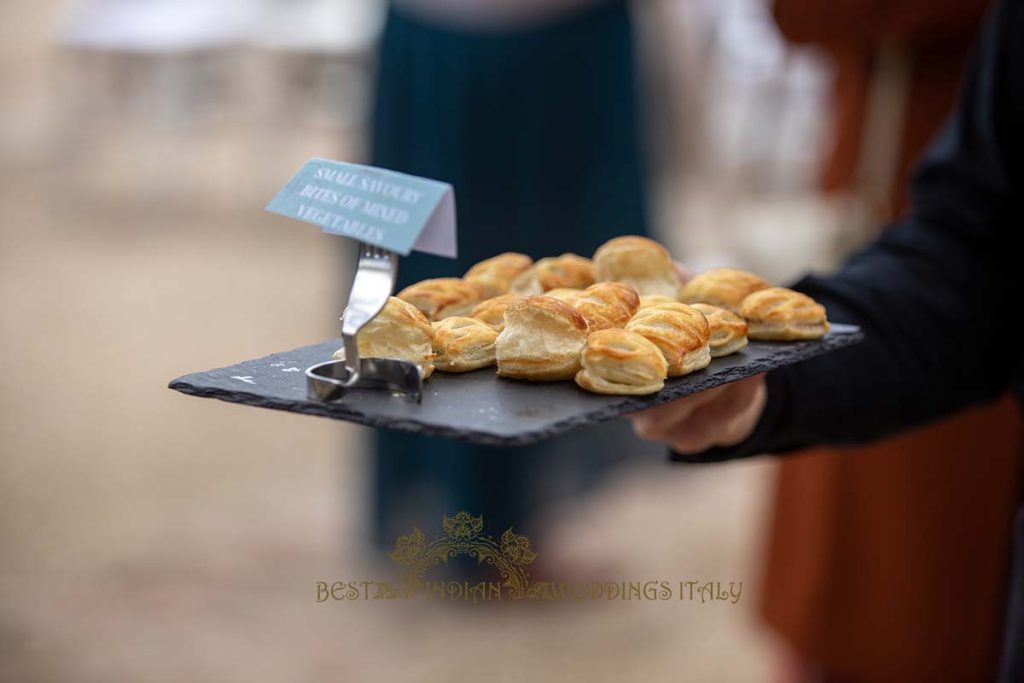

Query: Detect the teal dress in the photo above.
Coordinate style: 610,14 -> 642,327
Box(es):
370,0 -> 657,545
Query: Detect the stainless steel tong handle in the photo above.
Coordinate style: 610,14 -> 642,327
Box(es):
339,244 -> 397,386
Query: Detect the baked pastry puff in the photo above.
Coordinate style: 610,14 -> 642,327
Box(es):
575,329 -> 668,396
544,288 -> 583,304
593,235 -> 680,297
431,317 -> 499,372
678,267 -> 771,313
331,296 -> 435,378
626,302 -> 711,377
509,254 -> 595,294
464,252 -> 533,299
397,277 -> 484,321
690,303 -> 748,357
637,294 -> 676,310
469,294 -> 521,332
495,295 -> 589,381
739,287 -> 829,340
569,282 -> 640,331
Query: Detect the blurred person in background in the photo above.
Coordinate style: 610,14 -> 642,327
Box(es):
630,0 -> 1024,679
368,0 -> 655,550
758,1 -> 1023,681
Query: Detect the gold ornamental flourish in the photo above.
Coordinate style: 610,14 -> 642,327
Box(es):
388,512 -> 542,598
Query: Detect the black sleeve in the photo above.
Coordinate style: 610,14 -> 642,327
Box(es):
673,0 -> 1024,464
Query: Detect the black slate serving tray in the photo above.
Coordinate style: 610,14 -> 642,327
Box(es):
169,324 -> 861,446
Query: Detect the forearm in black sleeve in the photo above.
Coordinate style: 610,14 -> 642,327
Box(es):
674,0 -> 1024,463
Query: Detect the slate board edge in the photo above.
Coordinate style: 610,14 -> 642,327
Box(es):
167,377 -> 524,445
168,327 -> 863,447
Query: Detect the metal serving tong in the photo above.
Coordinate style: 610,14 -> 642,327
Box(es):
305,244 -> 423,403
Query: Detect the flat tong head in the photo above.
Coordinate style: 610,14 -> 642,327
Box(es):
306,357 -> 422,403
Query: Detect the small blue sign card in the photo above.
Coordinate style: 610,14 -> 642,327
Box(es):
266,159 -> 457,258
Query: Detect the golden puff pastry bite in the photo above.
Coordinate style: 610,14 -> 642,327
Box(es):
332,297 -> 435,378
431,317 -> 499,372
495,295 -> 589,381
626,302 -> 711,377
544,288 -> 583,304
690,303 -> 748,357
509,253 -> 595,294
397,277 -> 484,321
636,301 -> 709,334
469,293 -> 521,332
637,294 -> 676,310
740,287 -> 829,340
463,252 -> 533,298
569,282 -> 640,331
678,267 -> 771,313
593,235 -> 680,297
575,329 -> 668,396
